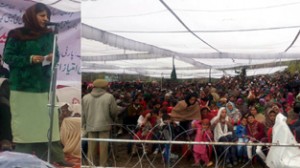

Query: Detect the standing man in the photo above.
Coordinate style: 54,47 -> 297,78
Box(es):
82,79 -> 119,167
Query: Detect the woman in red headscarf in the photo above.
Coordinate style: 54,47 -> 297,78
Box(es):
3,3 -> 70,166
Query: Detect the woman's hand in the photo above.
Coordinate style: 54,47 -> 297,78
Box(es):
32,55 -> 44,64
46,53 -> 53,62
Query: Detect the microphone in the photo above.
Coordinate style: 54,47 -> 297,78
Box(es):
45,22 -> 59,26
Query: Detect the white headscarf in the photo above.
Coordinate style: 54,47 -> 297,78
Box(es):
225,102 -> 241,124
211,107 -> 232,141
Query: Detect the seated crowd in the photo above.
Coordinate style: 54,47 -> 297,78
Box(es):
82,71 -> 300,167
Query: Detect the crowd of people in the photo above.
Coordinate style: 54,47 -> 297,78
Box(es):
82,70 -> 300,167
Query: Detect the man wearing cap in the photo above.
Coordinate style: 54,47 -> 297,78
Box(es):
82,79 -> 119,167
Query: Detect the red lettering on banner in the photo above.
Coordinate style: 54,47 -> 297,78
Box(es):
0,33 -> 7,43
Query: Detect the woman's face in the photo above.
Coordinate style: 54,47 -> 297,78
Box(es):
229,96 -> 235,102
201,109 -> 208,115
269,112 -> 277,122
272,106 -> 280,113
134,99 -> 140,105
36,10 -> 49,28
250,107 -> 257,115
247,116 -> 255,124
189,97 -> 197,105
202,123 -> 209,130
220,109 -> 227,118
227,104 -> 233,111
241,118 -> 247,126
200,92 -> 205,98
154,104 -> 161,109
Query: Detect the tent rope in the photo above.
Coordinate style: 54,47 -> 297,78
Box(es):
284,29 -> 300,52
159,0 -> 221,53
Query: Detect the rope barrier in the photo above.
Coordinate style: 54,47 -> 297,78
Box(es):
81,138 -> 300,147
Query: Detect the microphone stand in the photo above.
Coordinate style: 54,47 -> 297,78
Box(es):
47,24 -> 59,163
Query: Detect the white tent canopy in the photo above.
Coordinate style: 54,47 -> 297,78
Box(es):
82,0 -> 300,79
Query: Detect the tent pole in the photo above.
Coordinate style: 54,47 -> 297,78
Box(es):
209,67 -> 211,83
161,73 -> 163,90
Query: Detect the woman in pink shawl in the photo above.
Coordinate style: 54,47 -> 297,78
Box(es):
191,119 -> 213,167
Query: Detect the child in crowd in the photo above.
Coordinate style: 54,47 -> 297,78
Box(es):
132,109 -> 159,155
160,113 -> 179,164
192,119 -> 213,167
200,106 -> 214,121
235,115 -> 249,163
152,108 -> 166,154
245,113 -> 265,161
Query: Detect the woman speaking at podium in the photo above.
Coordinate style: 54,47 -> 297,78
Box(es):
3,3 -> 71,166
